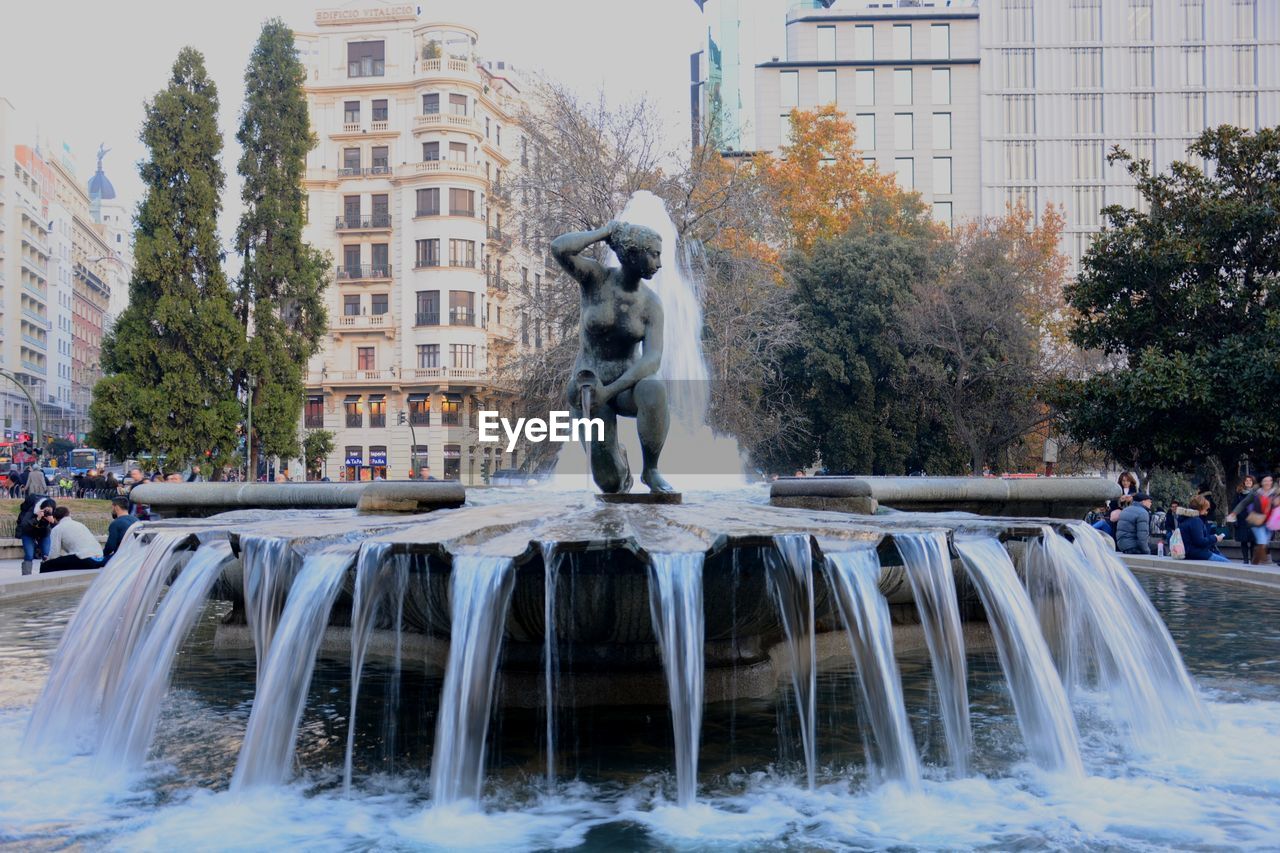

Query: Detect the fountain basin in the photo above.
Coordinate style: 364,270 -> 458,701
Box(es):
130,481 -> 466,517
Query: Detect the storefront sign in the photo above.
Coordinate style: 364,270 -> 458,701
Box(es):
370,449 -> 388,467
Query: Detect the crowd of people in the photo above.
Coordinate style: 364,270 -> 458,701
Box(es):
16,494 -> 138,577
1086,470 -> 1279,564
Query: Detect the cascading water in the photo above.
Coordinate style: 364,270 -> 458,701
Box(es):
894,531 -> 972,775
540,540 -> 560,788
1027,523 -> 1207,744
343,543 -> 409,794
232,546 -> 358,789
823,549 -> 921,788
96,541 -> 234,768
554,191 -> 744,491
23,532 -> 184,755
953,535 -> 1084,776
239,536 -> 296,686
646,552 -> 706,807
767,533 -> 817,789
430,555 -> 517,805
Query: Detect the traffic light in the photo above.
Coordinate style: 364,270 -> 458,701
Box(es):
481,456 -> 491,483
398,411 -> 406,426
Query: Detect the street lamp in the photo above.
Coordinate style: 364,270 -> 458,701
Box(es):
399,409 -> 420,478
245,375 -> 257,482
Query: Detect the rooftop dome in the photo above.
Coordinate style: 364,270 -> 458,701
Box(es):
88,143 -> 117,200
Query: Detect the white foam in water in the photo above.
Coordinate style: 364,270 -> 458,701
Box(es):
954,535 -> 1084,776
894,531 -> 973,775
232,546 -> 357,789
767,533 -> 818,790
23,532 -> 184,756
97,540 -> 234,768
647,552 -> 706,807
823,549 -> 922,788
430,555 -> 517,805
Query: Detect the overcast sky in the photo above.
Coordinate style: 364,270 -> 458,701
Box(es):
1,0 -> 706,256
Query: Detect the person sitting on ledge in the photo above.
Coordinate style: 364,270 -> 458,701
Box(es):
1179,495 -> 1230,563
103,497 -> 139,562
40,506 -> 104,573
1115,493 -> 1154,555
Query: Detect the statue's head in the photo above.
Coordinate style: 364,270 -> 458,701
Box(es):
608,222 -> 662,280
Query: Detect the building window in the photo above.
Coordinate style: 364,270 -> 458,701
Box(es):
1004,95 -> 1034,134
894,158 -> 914,191
343,245 -> 361,272
371,244 -> 388,276
780,71 -> 798,109
305,395 -> 324,429
416,188 -> 440,217
371,293 -> 388,316
415,238 -> 440,268
1006,141 -> 1035,180
855,69 -> 874,106
933,112 -> 952,149
894,69 -> 912,105
933,157 -> 952,195
855,113 -> 876,149
817,70 -> 836,105
1234,92 -> 1256,130
423,141 -> 440,162
1235,46 -> 1257,86
345,400 -> 363,429
371,146 -> 389,173
416,291 -> 440,325
1132,94 -> 1154,134
1129,0 -> 1152,40
893,25 -> 911,60
344,100 -> 360,124
448,141 -> 467,162
1234,0 -> 1256,38
854,25 -> 873,61
930,24 -> 949,60
418,343 -> 440,369
1131,48 -> 1154,88
448,240 -> 475,268
1130,138 -> 1155,167
342,148 -> 360,173
1182,47 -> 1204,86
449,188 -> 475,217
1073,186 -> 1102,227
441,396 -> 461,427
372,99 -> 388,122
1003,49 -> 1034,89
423,93 -> 440,114
931,68 -> 950,104
1003,0 -> 1034,41
1182,92 -> 1205,132
1005,186 -> 1037,214
894,113 -> 913,150
1073,48 -> 1101,88
932,202 -> 953,228
1073,141 -> 1102,180
348,41 -> 385,78
409,397 -> 430,426
1073,94 -> 1102,134
451,344 -> 476,369
449,93 -> 468,116
357,347 -> 376,371
1183,0 -> 1204,41
1070,0 -> 1101,41
368,396 -> 386,428
449,290 -> 475,325
343,294 -> 361,316
817,26 -> 836,61
780,114 -> 793,147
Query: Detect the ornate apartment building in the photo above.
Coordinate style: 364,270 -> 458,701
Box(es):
296,6 -> 537,483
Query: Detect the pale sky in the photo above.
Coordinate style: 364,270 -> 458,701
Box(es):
1,0 -> 707,257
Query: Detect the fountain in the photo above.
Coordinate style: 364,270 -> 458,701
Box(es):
4,196 -> 1257,850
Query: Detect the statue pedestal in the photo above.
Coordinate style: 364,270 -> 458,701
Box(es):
596,492 -> 683,505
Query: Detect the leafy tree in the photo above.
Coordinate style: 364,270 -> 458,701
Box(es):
899,205 -> 1070,473
235,19 -> 329,462
1054,126 -> 1280,479
89,48 -> 244,467
302,429 -> 335,480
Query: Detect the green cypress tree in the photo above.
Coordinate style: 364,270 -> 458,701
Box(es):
235,19 -> 329,463
89,48 -> 244,468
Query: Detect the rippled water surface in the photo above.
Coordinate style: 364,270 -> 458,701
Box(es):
1,572 -> 1278,850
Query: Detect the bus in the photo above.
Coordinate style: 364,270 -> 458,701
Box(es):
68,447 -> 102,474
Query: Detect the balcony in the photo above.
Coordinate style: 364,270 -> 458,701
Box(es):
309,368 -> 399,386
413,113 -> 482,137
336,264 -> 392,282
371,120 -> 389,132
335,119 -> 393,137
400,160 -> 485,179
408,366 -> 481,381
486,275 -> 509,295
415,57 -> 477,78
21,334 -> 47,350
336,165 -> 394,180
333,313 -> 394,337
335,215 -> 392,232
21,309 -> 49,328
415,311 -> 440,326
449,309 -> 476,326
486,225 -> 504,241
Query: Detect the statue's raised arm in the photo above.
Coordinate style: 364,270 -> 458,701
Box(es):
550,221 -> 616,289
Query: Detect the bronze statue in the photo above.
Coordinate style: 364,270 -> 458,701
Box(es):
551,220 -> 674,494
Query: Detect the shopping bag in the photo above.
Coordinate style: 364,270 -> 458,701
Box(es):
1168,527 -> 1185,559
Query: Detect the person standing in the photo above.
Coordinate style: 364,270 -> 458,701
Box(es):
1231,475 -> 1258,564
17,496 -> 55,575
25,466 -> 48,497
40,507 -> 104,572
1116,493 -> 1154,555
102,497 -> 139,562
1228,474 -> 1275,566
1179,496 -> 1230,563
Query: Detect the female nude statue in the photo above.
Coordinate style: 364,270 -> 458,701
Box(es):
550,220 -> 674,494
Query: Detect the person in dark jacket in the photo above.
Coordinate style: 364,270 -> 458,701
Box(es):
1116,493 -> 1154,555
17,495 -> 56,575
1163,500 -> 1182,537
1179,496 -> 1230,562
1231,475 -> 1258,563
102,497 -> 139,562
